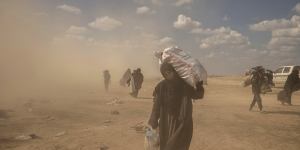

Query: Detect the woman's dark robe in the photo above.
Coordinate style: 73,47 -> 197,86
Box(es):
284,72 -> 300,92
148,79 -> 204,150
283,72 -> 300,103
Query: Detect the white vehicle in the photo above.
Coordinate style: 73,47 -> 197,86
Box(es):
273,65 -> 300,88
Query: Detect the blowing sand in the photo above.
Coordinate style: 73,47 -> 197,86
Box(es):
1,76 -> 300,150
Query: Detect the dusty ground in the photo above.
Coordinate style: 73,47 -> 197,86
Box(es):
1,76 -> 300,150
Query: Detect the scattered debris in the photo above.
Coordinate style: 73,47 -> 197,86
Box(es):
15,134 -> 40,141
99,125 -> 109,130
55,131 -> 66,137
110,110 -> 120,115
15,135 -> 32,141
106,97 -> 123,105
103,120 -> 112,124
29,134 -> 40,139
42,115 -> 55,121
131,121 -> 147,133
100,144 -> 109,150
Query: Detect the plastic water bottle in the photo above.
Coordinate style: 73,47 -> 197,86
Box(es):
144,127 -> 159,150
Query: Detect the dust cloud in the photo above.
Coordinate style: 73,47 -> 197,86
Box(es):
0,0 -> 160,99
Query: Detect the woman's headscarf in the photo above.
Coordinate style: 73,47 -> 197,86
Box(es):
160,62 -> 176,79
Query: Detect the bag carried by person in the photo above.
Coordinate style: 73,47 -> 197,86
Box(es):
243,75 -> 252,87
155,47 -> 207,89
261,76 -> 272,94
144,127 -> 159,150
243,67 -> 272,93
261,83 -> 272,94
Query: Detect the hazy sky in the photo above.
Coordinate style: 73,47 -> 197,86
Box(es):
1,0 -> 300,92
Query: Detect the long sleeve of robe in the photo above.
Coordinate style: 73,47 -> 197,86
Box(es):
148,80 -> 204,150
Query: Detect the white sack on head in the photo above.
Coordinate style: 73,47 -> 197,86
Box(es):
156,47 -> 207,89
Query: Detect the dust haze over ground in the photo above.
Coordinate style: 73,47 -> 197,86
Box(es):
0,0 -> 160,99
1,76 -> 300,150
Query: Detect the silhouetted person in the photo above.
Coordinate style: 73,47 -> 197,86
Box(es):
283,69 -> 300,105
120,68 -> 131,87
127,68 -> 144,98
103,70 -> 111,92
148,62 -> 204,150
249,67 -> 264,111
266,70 -> 274,87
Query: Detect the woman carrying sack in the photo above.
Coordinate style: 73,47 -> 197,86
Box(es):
148,62 -> 204,150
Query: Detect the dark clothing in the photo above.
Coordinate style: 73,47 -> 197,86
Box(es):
132,71 -> 144,90
251,72 -> 263,94
128,71 -> 144,97
250,93 -> 262,111
266,70 -> 274,87
130,90 -> 139,98
277,90 -> 289,102
286,92 -> 292,104
250,71 -> 264,111
104,81 -> 109,91
120,69 -> 131,86
103,72 -> 111,91
148,79 -> 204,150
284,72 -> 300,91
283,72 -> 300,104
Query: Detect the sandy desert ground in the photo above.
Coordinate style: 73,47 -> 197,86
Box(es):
1,76 -> 300,150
